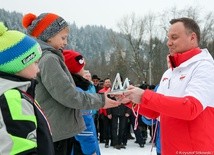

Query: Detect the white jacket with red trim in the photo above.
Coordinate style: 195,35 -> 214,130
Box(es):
137,48 -> 214,154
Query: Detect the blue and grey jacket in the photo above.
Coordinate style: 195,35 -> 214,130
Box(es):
71,74 -> 100,155
0,71 -> 54,155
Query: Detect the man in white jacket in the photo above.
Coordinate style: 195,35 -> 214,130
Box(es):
117,17 -> 214,154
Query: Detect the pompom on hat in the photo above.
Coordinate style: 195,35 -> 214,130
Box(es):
0,22 -> 42,74
22,13 -> 68,42
63,50 -> 85,74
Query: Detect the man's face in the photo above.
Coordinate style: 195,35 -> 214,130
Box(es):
104,79 -> 111,88
84,73 -> 91,81
92,79 -> 99,86
167,22 -> 195,55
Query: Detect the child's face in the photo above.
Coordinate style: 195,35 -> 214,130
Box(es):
16,61 -> 40,79
47,27 -> 69,50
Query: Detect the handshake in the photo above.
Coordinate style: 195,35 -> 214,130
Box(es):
108,73 -> 144,104
109,85 -> 145,104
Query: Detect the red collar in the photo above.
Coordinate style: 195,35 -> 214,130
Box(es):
169,48 -> 201,68
99,87 -> 110,93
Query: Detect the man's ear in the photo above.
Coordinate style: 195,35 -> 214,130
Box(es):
191,32 -> 197,41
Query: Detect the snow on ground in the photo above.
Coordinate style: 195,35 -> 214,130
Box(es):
99,137 -> 157,155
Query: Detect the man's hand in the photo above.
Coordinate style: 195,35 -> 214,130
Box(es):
107,114 -> 112,119
125,113 -> 130,117
103,88 -> 120,109
112,85 -> 144,104
123,85 -> 144,104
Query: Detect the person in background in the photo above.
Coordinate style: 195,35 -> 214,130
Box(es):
125,117 -> 135,141
107,102 -> 132,150
63,50 -> 100,155
117,17 -> 214,154
129,112 -> 146,148
136,83 -> 152,145
84,70 -> 99,138
146,85 -> 156,143
0,22 -> 54,154
98,80 -> 104,90
84,70 -> 93,82
83,70 -> 98,116
22,12 -> 119,155
83,70 -> 97,116
141,84 -> 161,155
92,74 -> 102,93
98,78 -> 112,148
141,117 -> 160,155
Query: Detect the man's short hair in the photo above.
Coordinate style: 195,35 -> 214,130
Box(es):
103,77 -> 110,82
92,75 -> 100,80
170,17 -> 200,44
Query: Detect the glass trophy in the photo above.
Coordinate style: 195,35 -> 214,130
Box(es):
108,73 -> 130,95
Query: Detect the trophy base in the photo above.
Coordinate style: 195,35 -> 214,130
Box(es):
108,89 -> 128,95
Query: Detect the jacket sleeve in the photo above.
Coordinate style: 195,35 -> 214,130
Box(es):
142,90 -> 203,120
38,53 -> 105,110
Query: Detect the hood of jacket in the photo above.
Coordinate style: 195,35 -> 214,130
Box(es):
0,71 -> 35,97
37,39 -> 64,60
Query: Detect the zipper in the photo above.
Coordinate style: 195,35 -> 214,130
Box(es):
168,78 -> 171,89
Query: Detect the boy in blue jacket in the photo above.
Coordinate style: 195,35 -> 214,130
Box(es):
63,50 -> 100,155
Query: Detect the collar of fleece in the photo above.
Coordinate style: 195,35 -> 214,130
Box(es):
169,47 -> 201,68
71,73 -> 91,91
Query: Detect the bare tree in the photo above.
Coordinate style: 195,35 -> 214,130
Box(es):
108,6 -> 214,85
114,13 -> 148,84
107,32 -> 128,80
110,12 -> 167,85
200,12 -> 214,53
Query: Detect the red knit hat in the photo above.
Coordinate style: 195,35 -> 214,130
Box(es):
63,50 -> 85,74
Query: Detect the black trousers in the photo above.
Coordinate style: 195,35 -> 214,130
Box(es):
111,115 -> 128,146
71,138 -> 84,155
54,137 -> 73,155
130,114 -> 146,145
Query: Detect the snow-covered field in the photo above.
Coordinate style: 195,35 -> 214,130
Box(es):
99,137 -> 157,155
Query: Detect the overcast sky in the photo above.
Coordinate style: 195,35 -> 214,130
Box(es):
1,0 -> 213,31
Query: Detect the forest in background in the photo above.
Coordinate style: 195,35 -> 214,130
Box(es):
1,7 -> 214,85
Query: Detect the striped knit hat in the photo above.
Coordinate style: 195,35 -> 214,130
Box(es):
22,13 -> 68,42
0,22 -> 42,74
